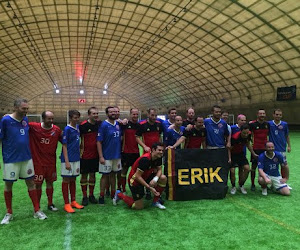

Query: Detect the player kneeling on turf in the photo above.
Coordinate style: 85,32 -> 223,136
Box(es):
258,141 -> 290,196
113,142 -> 167,210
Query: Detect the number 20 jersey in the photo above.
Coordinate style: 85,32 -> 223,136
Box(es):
29,122 -> 62,167
0,115 -> 31,163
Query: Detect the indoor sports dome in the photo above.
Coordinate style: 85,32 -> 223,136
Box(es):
0,0 -> 299,123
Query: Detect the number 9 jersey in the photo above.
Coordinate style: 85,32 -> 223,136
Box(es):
0,115 -> 31,163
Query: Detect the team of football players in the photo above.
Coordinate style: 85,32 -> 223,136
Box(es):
0,99 -> 292,224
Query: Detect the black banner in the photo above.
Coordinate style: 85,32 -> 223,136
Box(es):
277,85 -> 296,101
166,148 -> 230,201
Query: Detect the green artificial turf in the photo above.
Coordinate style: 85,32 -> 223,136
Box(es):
0,132 -> 299,250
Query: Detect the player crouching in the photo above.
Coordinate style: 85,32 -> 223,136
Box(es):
258,141 -> 290,196
113,142 -> 167,210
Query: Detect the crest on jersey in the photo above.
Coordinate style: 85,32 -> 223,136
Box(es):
273,157 -> 278,163
157,127 -> 159,131
128,126 -> 131,129
147,128 -> 150,131
27,169 -> 33,175
256,127 -> 259,129
278,125 -> 283,130
218,123 -> 223,128
116,125 -> 120,130
88,129 -> 91,132
193,133 -> 196,136
22,120 -> 27,126
265,125 -> 268,129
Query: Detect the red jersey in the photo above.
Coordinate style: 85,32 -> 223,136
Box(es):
121,121 -> 140,154
249,120 -> 269,150
128,152 -> 162,187
136,120 -> 163,148
29,122 -> 62,167
183,127 -> 206,148
231,131 -> 251,154
79,120 -> 100,159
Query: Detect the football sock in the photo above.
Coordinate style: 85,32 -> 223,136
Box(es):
4,190 -> 13,214
46,187 -> 54,205
111,190 -> 116,199
81,183 -> 88,197
28,189 -> 40,212
89,181 -> 95,196
117,192 -> 134,208
36,188 -> 42,204
69,181 -> 76,202
153,184 -> 165,203
121,175 -> 126,192
62,182 -> 69,204
251,170 -> 256,186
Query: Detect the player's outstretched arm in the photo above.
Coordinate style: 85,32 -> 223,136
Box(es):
171,136 -> 186,149
136,136 -> 150,152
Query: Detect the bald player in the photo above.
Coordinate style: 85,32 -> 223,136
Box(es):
29,111 -> 62,211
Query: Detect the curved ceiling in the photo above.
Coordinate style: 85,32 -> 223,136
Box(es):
0,0 -> 300,115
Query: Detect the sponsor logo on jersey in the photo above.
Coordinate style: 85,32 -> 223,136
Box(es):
51,131 -> 56,136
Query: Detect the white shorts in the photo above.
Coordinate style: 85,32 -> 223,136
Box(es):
3,159 -> 35,181
266,174 -> 288,191
99,159 -> 122,174
61,161 -> 80,177
280,152 -> 287,161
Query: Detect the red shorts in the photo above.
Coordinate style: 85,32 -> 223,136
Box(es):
34,165 -> 57,184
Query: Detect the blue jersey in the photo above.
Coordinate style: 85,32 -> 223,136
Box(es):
0,115 -> 31,163
231,124 -> 240,135
97,120 -> 121,160
258,151 -> 286,177
162,119 -> 173,143
268,120 -> 289,152
165,127 -> 185,148
61,125 -> 80,163
204,118 -> 229,148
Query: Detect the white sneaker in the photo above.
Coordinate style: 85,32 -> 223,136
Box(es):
230,187 -> 237,195
240,185 -> 247,195
1,213 -> 13,225
262,188 -> 268,196
153,202 -> 166,210
112,190 -> 121,206
34,210 -> 48,220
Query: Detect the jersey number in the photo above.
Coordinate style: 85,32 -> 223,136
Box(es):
113,131 -> 120,137
20,129 -> 25,135
40,138 -> 50,144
